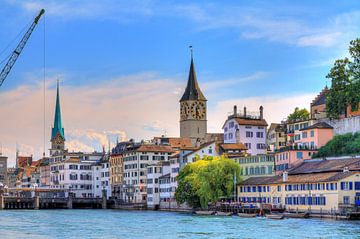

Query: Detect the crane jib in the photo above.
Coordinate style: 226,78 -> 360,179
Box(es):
0,9 -> 45,88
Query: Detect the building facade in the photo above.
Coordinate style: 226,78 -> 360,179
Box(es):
267,123 -> 287,152
233,154 -> 275,180
223,105 -> 268,155
299,122 -> 334,149
0,156 -> 8,185
122,144 -> 174,204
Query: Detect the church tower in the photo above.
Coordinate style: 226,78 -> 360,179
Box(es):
50,80 -> 65,156
180,50 -> 207,143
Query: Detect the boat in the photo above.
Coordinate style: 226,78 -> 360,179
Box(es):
195,210 -> 216,215
237,213 -> 257,218
284,212 -> 310,219
266,214 -> 284,220
215,211 -> 233,216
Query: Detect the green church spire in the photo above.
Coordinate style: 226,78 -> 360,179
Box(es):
51,80 -> 65,141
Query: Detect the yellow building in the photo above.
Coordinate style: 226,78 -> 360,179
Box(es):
233,154 -> 275,180
238,157 -> 360,213
109,154 -> 123,199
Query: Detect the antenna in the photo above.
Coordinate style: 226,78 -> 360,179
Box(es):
189,45 -> 193,59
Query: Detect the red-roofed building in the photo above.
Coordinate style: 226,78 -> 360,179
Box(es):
223,105 -> 267,155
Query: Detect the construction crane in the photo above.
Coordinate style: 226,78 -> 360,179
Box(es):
0,9 -> 45,88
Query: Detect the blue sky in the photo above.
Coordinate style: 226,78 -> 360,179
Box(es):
0,0 -> 359,164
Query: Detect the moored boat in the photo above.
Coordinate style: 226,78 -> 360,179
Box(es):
215,211 -> 233,216
266,214 -> 284,220
284,212 -> 310,219
237,213 -> 257,218
195,210 -> 216,215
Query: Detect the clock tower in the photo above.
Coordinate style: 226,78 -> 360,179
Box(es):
180,52 -> 207,144
50,80 -> 65,156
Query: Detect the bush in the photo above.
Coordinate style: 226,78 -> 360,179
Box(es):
314,132 -> 360,157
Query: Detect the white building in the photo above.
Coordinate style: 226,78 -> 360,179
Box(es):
146,161 -> 170,209
50,157 -> 94,198
91,156 -> 110,199
184,141 -> 220,164
122,144 -> 174,204
223,105 -> 268,155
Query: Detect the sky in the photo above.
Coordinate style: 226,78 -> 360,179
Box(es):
0,0 -> 359,166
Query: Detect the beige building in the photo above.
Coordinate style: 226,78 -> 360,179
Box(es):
109,153 -> 123,199
267,123 -> 286,152
238,157 -> 360,213
234,154 -> 275,180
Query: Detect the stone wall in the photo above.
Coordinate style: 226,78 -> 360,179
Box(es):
320,116 -> 360,135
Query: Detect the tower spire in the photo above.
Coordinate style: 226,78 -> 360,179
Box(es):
180,46 -> 206,102
51,79 -> 65,141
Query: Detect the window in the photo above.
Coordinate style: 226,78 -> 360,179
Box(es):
256,144 -> 266,149
302,132 -> 307,138
246,131 -> 253,138
245,143 -> 251,149
343,196 -> 350,204
296,152 -> 303,159
229,122 -> 235,128
341,182 -> 352,190
310,130 -> 314,137
256,132 -> 264,138
355,182 -> 360,190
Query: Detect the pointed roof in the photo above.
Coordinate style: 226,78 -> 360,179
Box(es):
180,56 -> 206,102
51,80 -> 65,140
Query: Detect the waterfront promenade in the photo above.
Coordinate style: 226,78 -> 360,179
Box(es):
0,210 -> 359,239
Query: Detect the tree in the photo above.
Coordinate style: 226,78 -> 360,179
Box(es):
326,58 -> 351,118
313,132 -> 360,158
287,107 -> 310,122
326,38 -> 360,118
175,155 -> 241,209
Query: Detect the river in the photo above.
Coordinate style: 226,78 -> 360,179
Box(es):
0,210 -> 359,238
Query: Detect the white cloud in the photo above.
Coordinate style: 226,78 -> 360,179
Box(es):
0,67 -> 320,166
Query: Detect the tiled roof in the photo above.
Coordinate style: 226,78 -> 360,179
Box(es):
288,157 -> 360,175
65,157 -> 81,163
241,171 -> 358,185
311,87 -> 328,107
220,143 -> 247,150
18,156 -> 32,168
153,137 -> 193,149
169,151 -> 180,158
136,145 -> 174,153
234,118 -> 268,127
300,122 -> 333,131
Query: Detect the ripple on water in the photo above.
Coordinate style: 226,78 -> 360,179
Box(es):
0,210 -> 360,239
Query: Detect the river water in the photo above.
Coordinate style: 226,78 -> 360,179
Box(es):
0,210 -> 359,239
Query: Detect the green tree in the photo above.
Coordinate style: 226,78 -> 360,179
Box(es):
326,38 -> 360,118
175,155 -> 241,209
287,107 -> 310,122
314,132 -> 360,158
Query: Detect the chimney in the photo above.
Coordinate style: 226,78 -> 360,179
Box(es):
282,171 -> 288,182
195,139 -> 201,148
235,129 -> 240,143
343,167 -> 349,173
243,107 -> 247,117
260,106 -> 264,120
233,105 -> 237,116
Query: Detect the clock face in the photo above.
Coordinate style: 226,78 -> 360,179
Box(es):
54,134 -> 63,145
180,102 -> 190,121
191,101 -> 206,120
